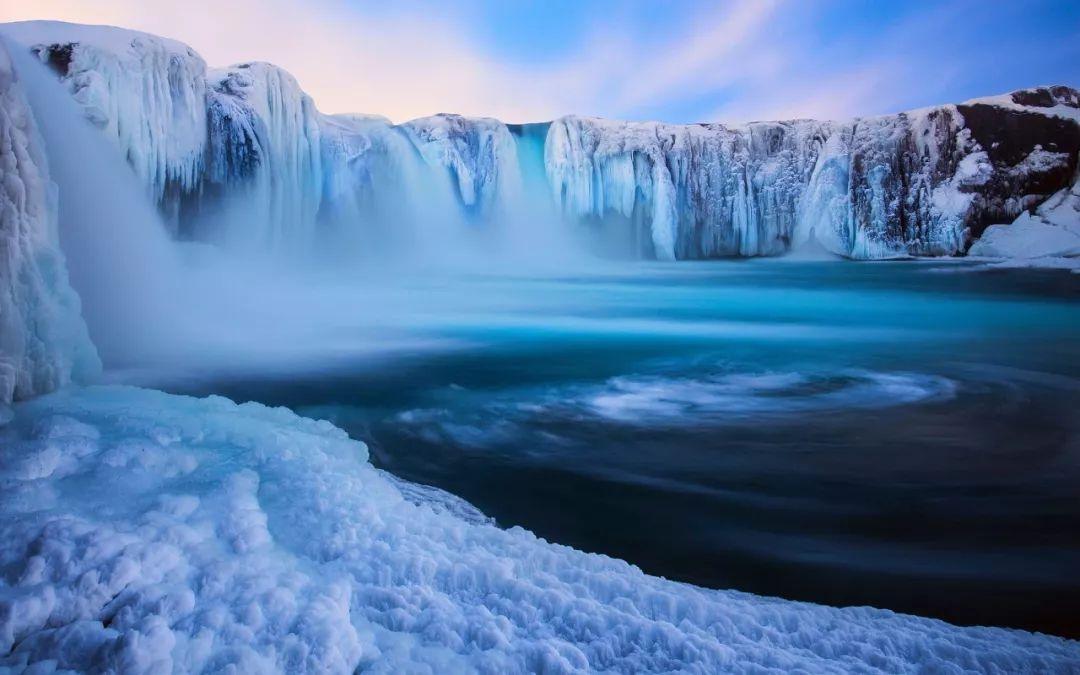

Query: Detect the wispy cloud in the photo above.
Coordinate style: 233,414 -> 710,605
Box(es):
0,0 -> 570,122
0,0 -> 792,122
2,0 -> 1077,124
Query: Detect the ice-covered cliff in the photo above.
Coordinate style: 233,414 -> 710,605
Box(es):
200,62 -> 323,249
402,114 -> 522,217
546,93 -> 1079,260
0,39 -> 98,405
5,20 -> 1079,262
8,22 -> 207,233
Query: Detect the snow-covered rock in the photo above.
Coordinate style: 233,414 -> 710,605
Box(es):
969,165 -> 1080,260
0,40 -> 98,405
1,385 -> 1077,673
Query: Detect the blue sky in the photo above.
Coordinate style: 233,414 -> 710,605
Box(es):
6,0 -> 1080,123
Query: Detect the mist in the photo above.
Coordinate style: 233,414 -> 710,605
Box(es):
6,38 -> 607,386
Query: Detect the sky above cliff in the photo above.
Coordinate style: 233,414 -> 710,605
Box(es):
2,0 -> 1078,124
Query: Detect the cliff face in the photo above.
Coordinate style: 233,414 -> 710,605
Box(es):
0,40 -> 99,404
547,92 -> 1078,260
7,21 -> 1079,261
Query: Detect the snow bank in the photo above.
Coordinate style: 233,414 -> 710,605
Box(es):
1,386 -> 1077,673
0,40 -> 98,404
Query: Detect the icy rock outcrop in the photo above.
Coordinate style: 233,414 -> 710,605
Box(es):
545,95 -> 1078,260
317,113 -> 474,258
970,164 -> 1080,260
318,114 -> 411,229
2,385 -> 1078,673
0,42 -> 98,404
11,24 -> 326,249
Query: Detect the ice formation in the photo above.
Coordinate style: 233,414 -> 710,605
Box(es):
200,62 -> 323,250
402,114 -> 522,217
5,20 -> 1077,262
545,99 -> 1078,260
5,22 -> 207,234
0,385 -> 1076,673
0,40 -> 98,405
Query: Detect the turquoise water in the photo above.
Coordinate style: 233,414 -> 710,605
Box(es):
165,260 -> 1080,637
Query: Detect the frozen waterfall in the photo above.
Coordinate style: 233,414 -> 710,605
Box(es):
3,20 -> 1078,265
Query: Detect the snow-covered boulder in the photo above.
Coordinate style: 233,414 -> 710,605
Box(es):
0,41 -> 99,405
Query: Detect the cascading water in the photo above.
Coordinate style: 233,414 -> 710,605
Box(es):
3,32 -> 597,383
5,37 -> 184,369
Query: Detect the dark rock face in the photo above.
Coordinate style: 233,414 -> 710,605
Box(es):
960,105 -> 1080,166
205,92 -> 262,184
957,103 -> 1080,238
33,43 -> 75,76
846,108 -> 969,256
1010,86 -> 1080,109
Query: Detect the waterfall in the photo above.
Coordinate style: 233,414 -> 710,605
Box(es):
6,37 -> 185,369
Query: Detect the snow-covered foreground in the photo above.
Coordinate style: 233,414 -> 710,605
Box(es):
1,387 -> 1077,673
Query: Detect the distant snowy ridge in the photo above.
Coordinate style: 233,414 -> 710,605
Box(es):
0,40 -> 98,404
3,20 -> 1079,262
2,385 -> 1077,673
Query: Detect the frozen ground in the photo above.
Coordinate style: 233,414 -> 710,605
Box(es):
1,386 -> 1077,673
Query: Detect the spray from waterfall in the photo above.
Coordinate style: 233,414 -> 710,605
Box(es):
4,32 -> 605,385
5,36 -> 185,368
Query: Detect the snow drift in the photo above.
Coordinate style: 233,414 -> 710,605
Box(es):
1,385 -> 1077,673
5,20 -> 1078,262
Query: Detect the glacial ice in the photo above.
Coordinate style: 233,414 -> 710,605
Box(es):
0,40 -> 98,404
5,21 -> 1077,263
1,385 -> 1077,673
